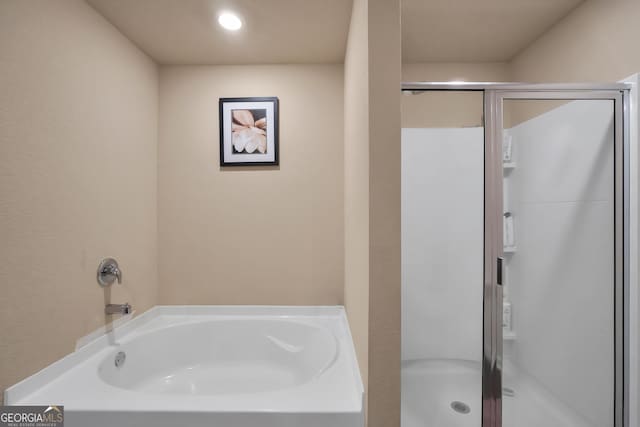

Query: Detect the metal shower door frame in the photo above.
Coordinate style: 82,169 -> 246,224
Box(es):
402,82 -> 631,427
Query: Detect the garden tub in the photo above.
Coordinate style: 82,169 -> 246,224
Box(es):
5,306 -> 364,427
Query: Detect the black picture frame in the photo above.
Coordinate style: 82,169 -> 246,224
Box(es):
219,97 -> 279,166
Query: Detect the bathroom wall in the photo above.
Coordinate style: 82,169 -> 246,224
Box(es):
344,0 -> 402,425
0,0 -> 158,403
401,128 -> 484,362
344,0 -> 370,396
157,65 -> 344,305
367,1 -> 401,425
506,100 -> 615,426
510,0 -> 640,83
402,62 -> 510,82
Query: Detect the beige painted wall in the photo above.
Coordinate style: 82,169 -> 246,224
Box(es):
367,1 -> 402,426
401,62 -> 509,128
402,62 -> 510,82
0,0 -> 158,402
344,0 -> 371,398
157,65 -> 344,305
507,1 -> 640,125
510,0 -> 640,82
344,0 -> 401,425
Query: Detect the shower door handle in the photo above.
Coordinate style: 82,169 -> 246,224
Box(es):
496,257 -> 504,286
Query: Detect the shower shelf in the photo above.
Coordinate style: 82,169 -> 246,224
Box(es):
504,246 -> 517,254
503,331 -> 516,340
503,162 -> 517,170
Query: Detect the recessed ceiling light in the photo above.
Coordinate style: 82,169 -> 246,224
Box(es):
218,12 -> 242,31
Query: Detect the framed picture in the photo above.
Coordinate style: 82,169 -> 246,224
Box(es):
219,97 -> 279,166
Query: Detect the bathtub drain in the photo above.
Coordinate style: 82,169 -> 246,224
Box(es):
114,351 -> 126,368
450,401 -> 470,414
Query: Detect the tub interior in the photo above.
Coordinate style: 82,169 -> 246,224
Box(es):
97,319 -> 338,395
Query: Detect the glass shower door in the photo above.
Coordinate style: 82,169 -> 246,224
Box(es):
488,91 -> 625,427
400,84 -> 628,427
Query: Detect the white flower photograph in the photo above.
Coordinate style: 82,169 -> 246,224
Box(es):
231,109 -> 267,154
219,97 -> 279,166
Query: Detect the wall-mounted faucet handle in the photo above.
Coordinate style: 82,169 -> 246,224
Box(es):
97,258 -> 122,287
107,264 -> 122,284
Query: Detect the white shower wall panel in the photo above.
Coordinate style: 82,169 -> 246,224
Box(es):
401,127 -> 484,362
506,100 -> 614,427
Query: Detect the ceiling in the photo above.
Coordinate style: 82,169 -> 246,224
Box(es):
87,0 -> 584,65
86,0 -> 353,65
402,0 -> 584,62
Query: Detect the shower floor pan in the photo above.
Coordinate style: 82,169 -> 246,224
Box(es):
401,359 -> 596,427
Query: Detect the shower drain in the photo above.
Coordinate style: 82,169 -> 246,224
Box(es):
450,401 -> 471,414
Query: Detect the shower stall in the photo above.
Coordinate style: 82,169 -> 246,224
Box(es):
401,83 -> 630,427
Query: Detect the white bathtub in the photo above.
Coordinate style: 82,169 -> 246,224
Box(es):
5,306 -> 364,427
